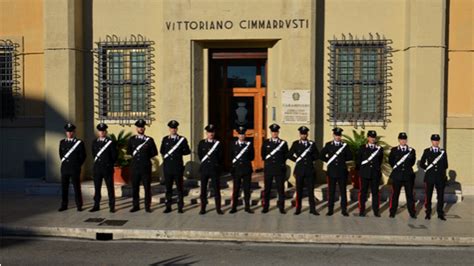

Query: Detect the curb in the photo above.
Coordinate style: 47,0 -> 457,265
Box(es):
2,225 -> 473,247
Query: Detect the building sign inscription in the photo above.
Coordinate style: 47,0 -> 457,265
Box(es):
165,18 -> 310,31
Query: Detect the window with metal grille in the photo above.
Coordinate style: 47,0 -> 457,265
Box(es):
328,37 -> 391,128
0,40 -> 20,120
95,35 -> 155,124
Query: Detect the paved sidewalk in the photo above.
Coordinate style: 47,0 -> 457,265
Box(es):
1,192 -> 473,246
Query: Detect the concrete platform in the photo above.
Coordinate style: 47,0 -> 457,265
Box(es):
1,193 -> 473,246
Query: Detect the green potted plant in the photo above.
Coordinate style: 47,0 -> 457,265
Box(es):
110,130 -> 133,184
343,130 -> 391,189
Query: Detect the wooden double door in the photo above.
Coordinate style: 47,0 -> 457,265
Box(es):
209,49 -> 267,171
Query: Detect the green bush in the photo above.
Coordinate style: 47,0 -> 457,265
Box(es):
110,130 -> 133,167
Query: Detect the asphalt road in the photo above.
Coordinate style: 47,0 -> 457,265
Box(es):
1,237 -> 473,265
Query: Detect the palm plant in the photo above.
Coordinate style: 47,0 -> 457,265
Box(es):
343,130 -> 391,176
110,130 -> 133,167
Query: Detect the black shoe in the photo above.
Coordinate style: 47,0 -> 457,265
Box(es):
109,207 -> 115,213
216,209 -> 224,215
89,206 -> 100,212
389,213 -> 395,218
410,214 -> 417,219
229,208 -> 237,214
77,207 -> 83,212
130,207 -> 140,213
341,210 -> 349,217
310,209 -> 320,216
163,207 -> 172,214
262,208 -> 269,214
438,215 -> 446,221
199,208 -> 206,215
374,212 -> 381,217
425,214 -> 431,220
178,208 -> 184,214
359,212 -> 366,217
326,210 -> 334,216
279,208 -> 286,214
58,206 -> 67,212
245,207 -> 254,214
145,207 -> 152,213
294,209 -> 301,215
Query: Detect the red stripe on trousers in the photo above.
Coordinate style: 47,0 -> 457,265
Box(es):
326,176 -> 330,203
389,185 -> 394,210
358,177 -> 362,211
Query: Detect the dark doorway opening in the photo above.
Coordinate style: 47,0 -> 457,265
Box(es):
208,48 -> 267,171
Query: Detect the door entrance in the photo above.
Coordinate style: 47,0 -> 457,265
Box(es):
208,49 -> 267,171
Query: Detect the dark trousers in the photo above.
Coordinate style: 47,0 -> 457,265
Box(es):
93,168 -> 115,209
61,173 -> 83,208
262,174 -> 285,209
359,177 -> 380,214
425,181 -> 445,216
389,179 -> 416,216
327,176 -> 347,212
164,173 -> 184,209
231,173 -> 252,208
131,170 -> 151,209
295,174 -> 315,211
200,174 -> 221,209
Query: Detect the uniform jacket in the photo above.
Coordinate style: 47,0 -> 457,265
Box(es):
288,140 -> 319,177
261,138 -> 289,176
92,137 -> 118,171
198,139 -> 223,176
320,141 -> 353,178
230,140 -> 254,176
419,147 -> 448,184
126,135 -> 158,170
356,144 -> 384,179
388,146 -> 416,182
59,138 -> 86,175
160,135 -> 191,175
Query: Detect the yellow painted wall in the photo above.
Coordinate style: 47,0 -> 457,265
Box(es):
1,0 -> 471,190
0,0 -> 45,179
446,0 -> 473,186
323,0 -> 447,185
92,0 -> 315,179
0,0 -> 45,117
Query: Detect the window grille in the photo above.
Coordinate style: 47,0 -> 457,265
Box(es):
95,35 -> 155,125
328,34 -> 392,128
0,40 -> 20,120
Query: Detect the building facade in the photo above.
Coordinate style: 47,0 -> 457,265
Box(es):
1,0 -> 472,190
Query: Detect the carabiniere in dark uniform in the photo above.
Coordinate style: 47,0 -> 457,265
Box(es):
229,126 -> 255,214
127,119 -> 158,213
160,120 -> 191,214
288,126 -> 320,216
420,134 -> 448,221
320,127 -> 353,217
356,130 -> 384,217
388,132 -> 417,219
90,123 -> 118,213
58,123 -> 86,212
198,124 -> 224,215
261,123 -> 289,214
